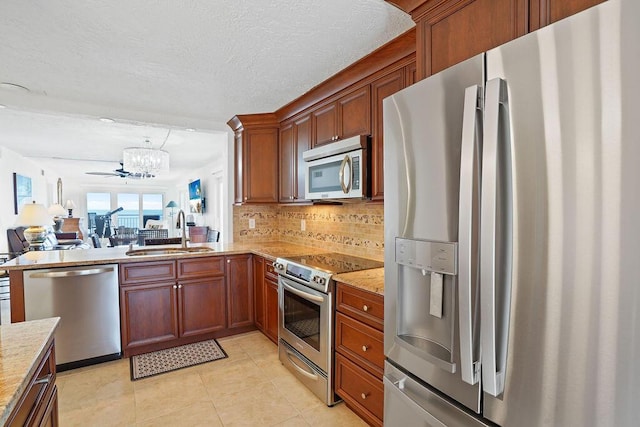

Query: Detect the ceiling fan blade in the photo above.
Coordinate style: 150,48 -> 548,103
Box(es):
85,172 -> 121,176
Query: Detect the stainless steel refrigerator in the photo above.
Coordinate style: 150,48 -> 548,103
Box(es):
383,0 -> 640,425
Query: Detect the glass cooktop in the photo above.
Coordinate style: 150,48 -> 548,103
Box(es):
283,252 -> 384,275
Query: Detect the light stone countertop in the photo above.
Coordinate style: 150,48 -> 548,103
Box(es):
0,317 -> 60,426
333,267 -> 385,295
0,241 -> 324,271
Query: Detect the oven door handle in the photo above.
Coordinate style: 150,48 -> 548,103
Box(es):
285,349 -> 320,381
281,281 -> 325,303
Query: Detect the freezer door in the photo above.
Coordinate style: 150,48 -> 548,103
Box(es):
483,0 -> 640,425
384,54 -> 484,412
384,362 -> 490,427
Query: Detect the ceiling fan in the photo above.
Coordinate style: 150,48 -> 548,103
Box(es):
85,162 -> 153,179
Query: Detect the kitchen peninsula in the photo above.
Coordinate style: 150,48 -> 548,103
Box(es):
0,317 -> 59,427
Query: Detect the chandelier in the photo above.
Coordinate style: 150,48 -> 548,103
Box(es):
123,139 -> 169,178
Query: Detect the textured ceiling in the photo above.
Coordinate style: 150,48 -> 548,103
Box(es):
0,0 -> 413,186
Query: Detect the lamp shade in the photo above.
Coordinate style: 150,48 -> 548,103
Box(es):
64,199 -> 76,210
16,202 -> 54,227
166,200 -> 178,208
48,203 -> 67,216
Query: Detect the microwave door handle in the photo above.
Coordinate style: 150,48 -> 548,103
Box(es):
459,84 -> 482,385
339,155 -> 352,194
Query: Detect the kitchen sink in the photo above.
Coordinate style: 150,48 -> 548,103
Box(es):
125,247 -> 216,256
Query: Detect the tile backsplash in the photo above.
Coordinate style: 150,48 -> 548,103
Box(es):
233,203 -> 384,261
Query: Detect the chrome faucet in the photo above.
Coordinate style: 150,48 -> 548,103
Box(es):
178,209 -> 189,248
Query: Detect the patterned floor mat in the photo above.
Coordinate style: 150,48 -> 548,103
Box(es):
130,339 -> 227,380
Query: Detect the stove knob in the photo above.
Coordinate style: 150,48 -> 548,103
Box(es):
316,277 -> 326,286
273,262 -> 284,271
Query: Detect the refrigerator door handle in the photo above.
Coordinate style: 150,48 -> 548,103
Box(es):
459,84 -> 482,385
480,78 -> 513,397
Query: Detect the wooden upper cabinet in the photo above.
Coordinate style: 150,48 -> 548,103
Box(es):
233,131 -> 244,204
530,0 -> 606,31
312,86 -> 371,146
313,103 -> 339,146
371,68 -> 406,201
279,115 -> 311,203
415,0 -> 528,78
228,114 -> 279,204
339,86 -> 371,139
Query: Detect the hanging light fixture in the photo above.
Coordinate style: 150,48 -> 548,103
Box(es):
123,136 -> 170,178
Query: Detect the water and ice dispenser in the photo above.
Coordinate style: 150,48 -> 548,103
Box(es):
394,237 -> 458,373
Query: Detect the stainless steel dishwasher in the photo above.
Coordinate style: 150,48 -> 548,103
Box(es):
24,264 -> 121,370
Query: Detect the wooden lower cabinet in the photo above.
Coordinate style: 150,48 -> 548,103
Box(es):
264,277 -> 279,343
225,254 -> 253,328
7,340 -> 59,427
253,256 -> 266,330
335,353 -> 384,427
120,256 -> 253,357
178,277 -> 226,337
121,281 -> 180,349
252,255 -> 279,344
335,282 -> 384,426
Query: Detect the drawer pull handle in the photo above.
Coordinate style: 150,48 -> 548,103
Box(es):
361,392 -> 369,400
362,345 -> 369,352
363,305 -> 369,312
173,285 -> 178,289
34,374 -> 51,386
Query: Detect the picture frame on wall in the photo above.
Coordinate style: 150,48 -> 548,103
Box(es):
13,172 -> 32,214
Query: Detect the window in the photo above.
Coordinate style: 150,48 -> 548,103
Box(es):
142,194 -> 163,228
86,192 -> 164,236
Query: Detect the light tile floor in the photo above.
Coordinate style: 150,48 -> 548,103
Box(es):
57,331 -> 368,426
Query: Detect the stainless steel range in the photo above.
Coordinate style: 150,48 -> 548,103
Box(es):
274,253 -> 383,406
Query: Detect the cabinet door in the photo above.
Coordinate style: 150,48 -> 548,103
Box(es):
279,122 -> 296,203
178,277 -> 226,337
417,0 -> 528,77
371,69 -> 405,201
253,255 -> 266,331
245,128 -> 279,203
264,277 -> 279,344
294,115 -> 311,201
339,86 -> 371,139
234,131 -> 244,204
530,0 -> 606,30
313,102 -> 338,146
225,254 -> 254,328
121,282 -> 179,349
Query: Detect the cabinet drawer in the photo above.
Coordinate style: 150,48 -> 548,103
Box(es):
178,256 -> 225,279
336,283 -> 384,330
120,261 -> 176,285
264,261 -> 278,281
336,312 -> 384,377
7,340 -> 56,427
335,353 -> 383,427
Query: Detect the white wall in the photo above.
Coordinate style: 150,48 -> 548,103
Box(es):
0,146 -> 59,252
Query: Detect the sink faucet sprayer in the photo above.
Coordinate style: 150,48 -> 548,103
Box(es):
178,210 -> 189,248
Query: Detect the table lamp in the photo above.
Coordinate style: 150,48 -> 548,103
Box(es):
64,199 -> 76,218
48,203 -> 67,232
16,202 -> 54,250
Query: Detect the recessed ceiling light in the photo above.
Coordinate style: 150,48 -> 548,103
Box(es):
0,82 -> 31,92
99,117 -> 115,123
185,128 -> 196,132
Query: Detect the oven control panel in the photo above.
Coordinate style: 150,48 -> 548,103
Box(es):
274,258 -> 333,293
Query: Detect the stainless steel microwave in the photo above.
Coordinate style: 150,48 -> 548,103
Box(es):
303,135 -> 370,201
